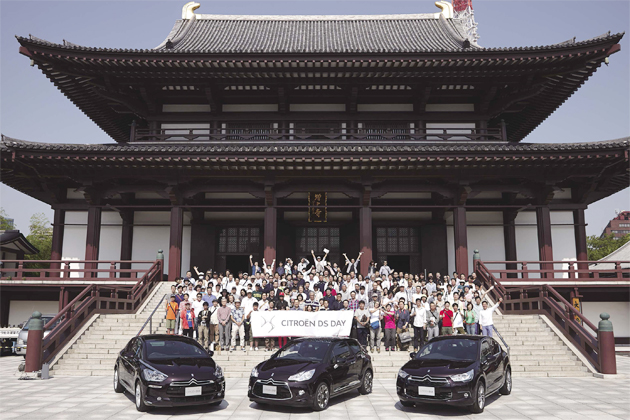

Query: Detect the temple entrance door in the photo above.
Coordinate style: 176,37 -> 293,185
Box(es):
225,255 -> 251,276
386,255 -> 410,274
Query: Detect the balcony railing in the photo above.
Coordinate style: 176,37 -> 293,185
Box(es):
131,127 -> 505,143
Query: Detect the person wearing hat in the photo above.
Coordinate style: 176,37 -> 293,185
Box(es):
197,301 -> 211,349
180,302 -> 196,338
165,294 -> 179,335
311,249 -> 329,274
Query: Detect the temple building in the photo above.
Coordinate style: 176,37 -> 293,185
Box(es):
1,1 -> 628,283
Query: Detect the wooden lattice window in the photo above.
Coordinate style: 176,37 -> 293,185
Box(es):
218,227 -> 260,254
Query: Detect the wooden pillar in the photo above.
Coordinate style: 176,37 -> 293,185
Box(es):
168,207 -> 183,280
58,287 -> 65,312
50,209 -> 65,278
536,206 -> 554,277
0,292 -> 9,327
119,210 -> 134,278
503,210 -> 518,278
453,206 -> 469,276
84,207 -> 102,277
264,207 -> 277,262
573,209 -> 589,278
359,207 -> 372,277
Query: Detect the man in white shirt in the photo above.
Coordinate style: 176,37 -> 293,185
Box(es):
379,261 -> 393,278
411,298 -> 427,351
311,249 -> 329,274
479,298 -> 503,337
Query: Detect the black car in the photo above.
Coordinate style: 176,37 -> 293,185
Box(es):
114,334 -> 225,411
248,337 -> 373,411
396,336 -> 511,413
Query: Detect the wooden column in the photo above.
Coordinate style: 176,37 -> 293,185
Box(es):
58,287 -> 66,312
453,206 -> 469,276
573,209 -> 589,278
536,206 -> 554,277
84,207 -> 102,277
168,207 -> 183,280
503,210 -> 518,278
119,210 -> 134,278
359,207 -> 372,277
264,207 -> 277,262
50,209 -> 65,278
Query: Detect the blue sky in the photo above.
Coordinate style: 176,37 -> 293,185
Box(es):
0,1 -> 628,235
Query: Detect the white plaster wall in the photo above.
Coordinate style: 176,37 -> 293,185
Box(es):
132,211 -> 170,272
445,212 -> 455,275
581,301 -> 630,338
9,300 -> 59,327
550,211 -> 577,277
222,104 -> 278,112
162,104 -> 211,112
61,212 -> 87,267
357,104 -> 413,112
97,212 -> 122,277
467,212 -> 505,274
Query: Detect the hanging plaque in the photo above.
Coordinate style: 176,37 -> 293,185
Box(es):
308,192 -> 327,223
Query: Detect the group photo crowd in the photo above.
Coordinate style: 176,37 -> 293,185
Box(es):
165,250 -> 503,353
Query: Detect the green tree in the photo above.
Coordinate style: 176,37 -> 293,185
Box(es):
0,208 -> 15,230
587,233 -> 630,261
24,213 -> 53,274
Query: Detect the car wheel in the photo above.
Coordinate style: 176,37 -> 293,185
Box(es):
400,400 -> 414,407
312,382 -> 330,411
470,380 -> 485,414
359,370 -> 373,395
500,367 -> 512,395
135,381 -> 149,412
113,367 -> 124,393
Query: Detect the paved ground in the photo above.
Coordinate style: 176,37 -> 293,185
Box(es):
0,356 -> 628,420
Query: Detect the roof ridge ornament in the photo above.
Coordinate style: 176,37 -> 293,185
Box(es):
435,1 -> 454,19
182,2 -> 200,20
451,0 -> 479,43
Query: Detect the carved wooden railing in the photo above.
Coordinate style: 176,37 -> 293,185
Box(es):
478,259 -> 629,281
0,259 -> 157,281
40,259 -> 163,364
133,126 -> 505,143
475,260 -> 623,373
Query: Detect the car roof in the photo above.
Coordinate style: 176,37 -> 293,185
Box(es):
429,335 -> 486,342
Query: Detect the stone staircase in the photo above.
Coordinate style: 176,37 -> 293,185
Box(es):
52,292 -> 590,378
493,315 -> 589,377
51,282 -> 172,377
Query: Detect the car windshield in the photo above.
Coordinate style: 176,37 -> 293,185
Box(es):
144,339 -> 210,361
273,340 -> 330,362
23,316 -> 59,331
416,338 -> 478,361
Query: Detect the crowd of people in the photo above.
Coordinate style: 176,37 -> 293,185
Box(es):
164,250 -> 503,353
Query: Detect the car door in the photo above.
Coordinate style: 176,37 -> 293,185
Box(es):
119,338 -> 136,387
329,341 -> 352,393
345,340 -> 363,388
490,339 -> 505,390
480,339 -> 500,392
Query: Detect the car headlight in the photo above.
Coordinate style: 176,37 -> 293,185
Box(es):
251,367 -> 259,378
16,338 -> 24,346
214,365 -> 224,378
398,369 -> 410,380
142,368 -> 168,382
450,369 -> 474,382
288,368 -> 315,382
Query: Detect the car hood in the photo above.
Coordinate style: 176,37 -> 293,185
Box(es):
259,358 -> 319,380
145,358 -> 218,377
403,359 -> 476,375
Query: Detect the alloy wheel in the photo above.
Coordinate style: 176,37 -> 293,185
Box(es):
365,372 -> 373,393
477,383 -> 485,409
317,384 -> 329,409
135,384 -> 142,408
506,370 -> 512,392
113,370 -> 118,390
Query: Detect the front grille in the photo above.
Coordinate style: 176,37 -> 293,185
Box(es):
170,378 -> 215,387
166,379 -> 222,397
405,386 -> 452,400
408,375 -> 449,385
169,395 -> 217,403
252,379 -> 293,400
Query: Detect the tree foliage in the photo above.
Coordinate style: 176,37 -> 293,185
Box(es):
24,213 -> 53,272
587,233 -> 630,261
0,207 -> 15,230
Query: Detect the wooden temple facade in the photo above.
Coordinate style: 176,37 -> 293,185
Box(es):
1,2 -> 628,281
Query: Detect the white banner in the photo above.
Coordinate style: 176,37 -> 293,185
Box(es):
250,311 -> 354,338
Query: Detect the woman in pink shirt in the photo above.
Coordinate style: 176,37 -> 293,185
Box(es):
383,304 -> 397,351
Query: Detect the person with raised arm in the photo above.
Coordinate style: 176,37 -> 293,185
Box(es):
311,249 -> 329,274
262,257 -> 275,276
479,297 -> 504,337
249,255 -> 262,275
343,251 -> 362,274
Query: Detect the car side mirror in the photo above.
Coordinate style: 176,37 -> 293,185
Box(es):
207,350 -> 214,357
409,352 -> 416,359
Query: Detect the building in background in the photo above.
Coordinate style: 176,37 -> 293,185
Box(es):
600,211 -> 630,238
0,1 -> 628,335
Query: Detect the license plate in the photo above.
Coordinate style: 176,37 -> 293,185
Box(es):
417,386 -> 435,396
262,385 -> 277,395
185,386 -> 202,396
